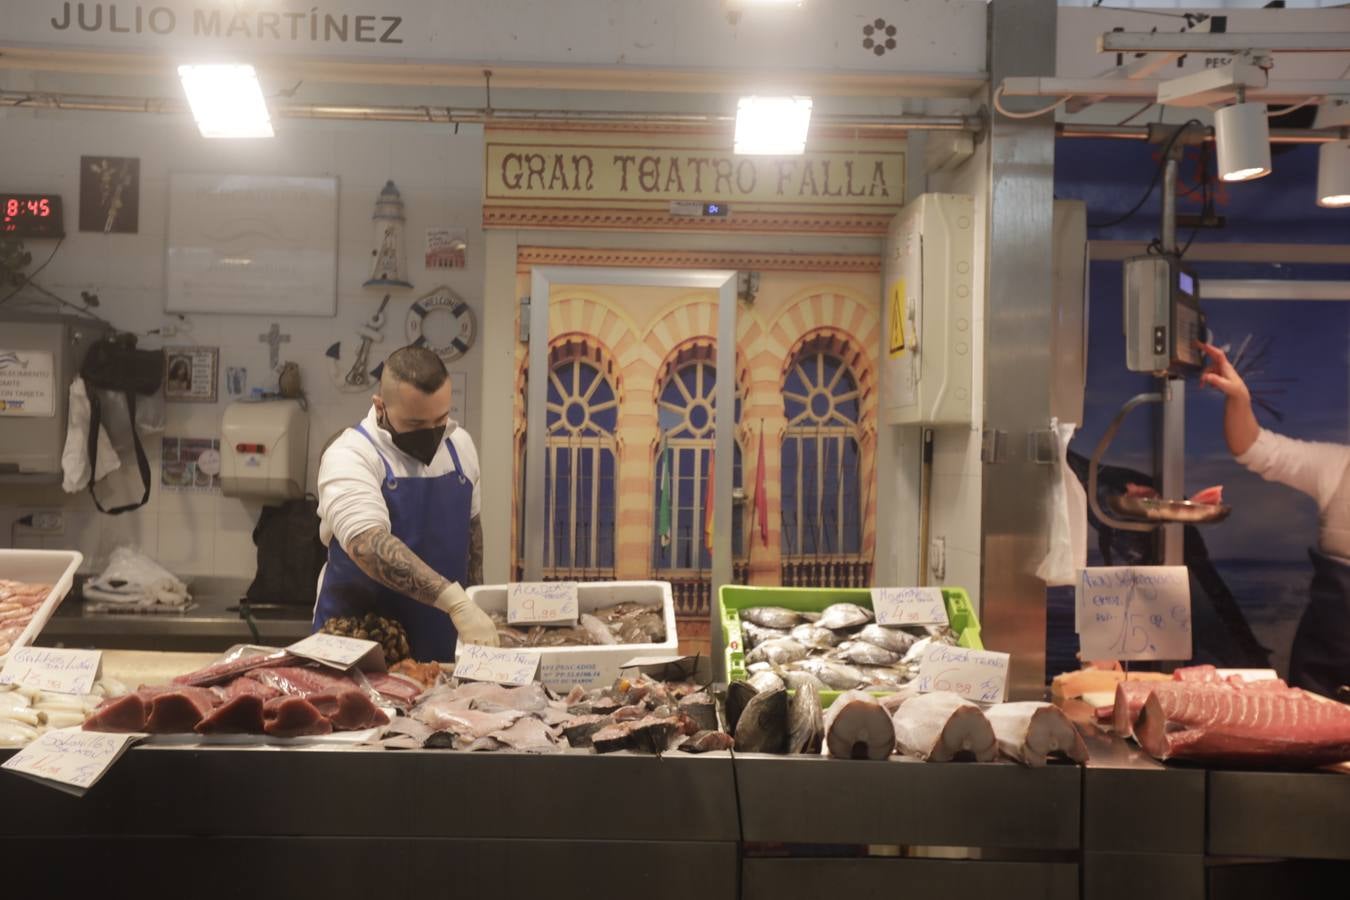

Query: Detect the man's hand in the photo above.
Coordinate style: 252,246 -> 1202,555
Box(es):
1197,342 -> 1251,403
435,582 -> 499,646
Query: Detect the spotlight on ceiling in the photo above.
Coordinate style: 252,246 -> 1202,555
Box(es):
734,95 -> 812,156
1214,100 -> 1271,182
178,64 -> 274,139
1317,138 -> 1350,208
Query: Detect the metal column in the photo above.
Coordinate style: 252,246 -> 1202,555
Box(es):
981,0 -> 1059,699
1158,152 -> 1185,566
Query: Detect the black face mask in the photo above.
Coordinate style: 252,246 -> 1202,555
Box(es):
380,413 -> 446,467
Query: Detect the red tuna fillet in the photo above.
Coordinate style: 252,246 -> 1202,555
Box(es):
216,677 -> 282,702
83,693 -> 148,732
364,672 -> 423,706
144,687 -> 220,733
1189,485 -> 1224,506
195,694 -> 266,735
1135,684 -> 1350,766
1172,664 -> 1222,683
172,650 -> 297,686
307,690 -> 390,731
249,665 -> 357,697
1112,681 -> 1162,737
263,696 -> 333,738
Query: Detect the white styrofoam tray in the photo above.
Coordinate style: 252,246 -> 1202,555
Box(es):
467,580 -> 678,690
0,549 -> 84,663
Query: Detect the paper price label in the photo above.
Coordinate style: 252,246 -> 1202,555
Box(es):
0,648 -> 102,695
916,645 -> 1010,704
2,728 -> 142,794
870,586 -> 949,627
1076,566 -> 1192,661
453,644 -> 541,686
287,634 -> 383,671
507,581 -> 579,625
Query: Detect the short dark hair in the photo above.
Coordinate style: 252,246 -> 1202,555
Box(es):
383,346 -> 448,393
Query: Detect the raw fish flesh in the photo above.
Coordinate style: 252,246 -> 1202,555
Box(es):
489,716 -> 562,753
679,730 -> 736,753
561,714 -> 614,748
263,696 -> 333,738
892,691 -> 996,762
677,692 -> 719,734
144,688 -> 219,734
823,690 -> 893,760
195,694 -> 266,735
986,702 -> 1088,767
308,690 -> 390,730
172,650 -> 296,687
83,693 -> 148,732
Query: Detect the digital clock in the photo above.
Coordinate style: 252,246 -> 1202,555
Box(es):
1,193 -> 65,239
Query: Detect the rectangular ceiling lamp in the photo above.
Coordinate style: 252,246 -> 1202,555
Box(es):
734,95 -> 812,156
178,64 -> 274,138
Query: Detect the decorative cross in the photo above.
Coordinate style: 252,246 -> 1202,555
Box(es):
259,322 -> 291,371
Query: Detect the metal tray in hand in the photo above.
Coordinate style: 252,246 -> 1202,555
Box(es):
1108,494 -> 1231,524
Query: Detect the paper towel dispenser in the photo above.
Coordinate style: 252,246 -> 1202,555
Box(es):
221,400 -> 309,499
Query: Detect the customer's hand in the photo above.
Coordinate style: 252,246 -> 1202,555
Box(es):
1197,342 -> 1251,404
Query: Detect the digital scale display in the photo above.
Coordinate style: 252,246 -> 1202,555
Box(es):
1,193 -> 65,238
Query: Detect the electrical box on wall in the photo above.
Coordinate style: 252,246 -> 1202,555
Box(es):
881,193 -> 975,426
220,400 -> 309,499
0,315 -> 108,479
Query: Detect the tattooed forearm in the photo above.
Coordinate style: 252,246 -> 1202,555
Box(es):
468,516 -> 484,588
345,526 -> 449,607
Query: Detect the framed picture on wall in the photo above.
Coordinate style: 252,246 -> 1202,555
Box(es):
164,346 -> 219,403
79,156 -> 140,234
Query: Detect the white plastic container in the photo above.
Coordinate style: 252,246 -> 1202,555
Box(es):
0,549 -> 83,662
466,580 -> 678,690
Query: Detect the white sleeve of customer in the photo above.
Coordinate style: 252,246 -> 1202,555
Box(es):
1236,428 -> 1350,509
317,439 -> 390,549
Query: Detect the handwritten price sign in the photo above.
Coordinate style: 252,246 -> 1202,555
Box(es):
916,645 -> 1010,703
287,634 -> 383,671
507,581 -> 579,625
0,648 -> 102,695
2,728 -> 142,794
453,644 -> 541,686
1076,566 -> 1191,661
870,586 -> 949,627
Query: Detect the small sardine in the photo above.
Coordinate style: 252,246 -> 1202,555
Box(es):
742,622 -> 791,649
833,640 -> 902,668
857,624 -> 919,655
746,638 -> 809,668
795,657 -> 866,691
741,607 -> 804,630
819,602 -> 874,631
791,623 -> 844,650
780,670 -> 830,693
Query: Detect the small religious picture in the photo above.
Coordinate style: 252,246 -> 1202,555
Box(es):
164,346 -> 219,403
426,226 -> 467,269
79,156 -> 140,234
161,437 -> 222,492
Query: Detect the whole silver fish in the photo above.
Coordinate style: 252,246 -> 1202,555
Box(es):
780,669 -> 829,693
902,636 -> 934,666
857,665 -> 912,689
795,657 -> 867,691
746,638 -> 809,668
791,623 -> 844,650
857,624 -> 918,655
742,623 -> 790,649
788,681 -> 824,754
833,640 -> 902,667
741,607 -> 803,630
749,670 -> 787,694
819,602 -> 874,631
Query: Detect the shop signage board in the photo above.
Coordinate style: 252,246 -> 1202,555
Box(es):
0,349 -> 55,417
916,645 -> 1009,704
870,586 -> 949,627
1075,565 -> 1192,661
507,581 -> 579,626
453,644 -> 541,686
2,729 -> 143,796
0,647 -> 102,695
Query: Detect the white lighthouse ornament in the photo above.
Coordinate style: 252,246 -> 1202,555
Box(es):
364,180 -> 413,289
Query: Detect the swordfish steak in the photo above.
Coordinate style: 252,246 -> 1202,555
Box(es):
1134,684 -> 1350,766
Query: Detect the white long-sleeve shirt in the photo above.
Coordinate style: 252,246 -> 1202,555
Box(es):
317,405 -> 481,552
1236,428 -> 1350,562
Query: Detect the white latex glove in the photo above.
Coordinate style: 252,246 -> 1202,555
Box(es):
435,582 -> 499,647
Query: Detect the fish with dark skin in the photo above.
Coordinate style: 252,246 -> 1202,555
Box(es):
788,682 -> 825,754
734,686 -> 789,754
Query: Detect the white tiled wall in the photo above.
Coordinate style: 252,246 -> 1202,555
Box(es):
0,75 -> 486,577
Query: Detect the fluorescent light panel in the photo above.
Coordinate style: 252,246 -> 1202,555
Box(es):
178,64 -> 273,138
734,95 -> 812,156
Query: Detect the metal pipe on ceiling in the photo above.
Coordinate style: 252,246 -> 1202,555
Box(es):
1058,122 -> 1338,144
0,90 -> 978,132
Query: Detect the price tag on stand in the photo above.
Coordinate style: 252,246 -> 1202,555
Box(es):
1075,566 -> 1191,661
286,634 -> 386,672
2,729 -> 143,796
916,645 -> 1010,704
0,647 -> 102,695
453,644 -> 541,686
507,581 -> 579,625
870,587 -> 949,627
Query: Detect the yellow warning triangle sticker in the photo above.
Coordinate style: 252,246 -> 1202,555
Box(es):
888,280 -> 906,356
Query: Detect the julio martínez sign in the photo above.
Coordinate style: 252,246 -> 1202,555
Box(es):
483,130 -> 906,227
44,3 -> 406,44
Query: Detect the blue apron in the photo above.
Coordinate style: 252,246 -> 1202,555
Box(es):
312,423 -> 471,662
1289,549 -> 1350,698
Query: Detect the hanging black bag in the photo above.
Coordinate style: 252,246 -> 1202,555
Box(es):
80,335 -> 164,514
245,497 -> 327,608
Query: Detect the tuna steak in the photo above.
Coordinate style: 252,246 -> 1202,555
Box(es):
83,693 -> 148,732
263,696 -> 333,738
144,688 -> 219,733
195,694 -> 266,735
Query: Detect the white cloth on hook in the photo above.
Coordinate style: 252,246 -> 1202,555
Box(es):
60,376 -> 121,493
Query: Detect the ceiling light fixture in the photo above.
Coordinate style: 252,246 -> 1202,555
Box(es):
178,64 -> 274,138
1214,90 -> 1270,182
734,95 -> 812,156
1317,137 -> 1350,208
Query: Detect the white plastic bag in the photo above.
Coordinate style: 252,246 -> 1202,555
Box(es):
83,546 -> 190,608
1036,418 -> 1088,587
61,376 -> 121,492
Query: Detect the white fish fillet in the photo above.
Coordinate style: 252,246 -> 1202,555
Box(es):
985,701 -> 1088,767
892,691 -> 997,762
822,689 -> 894,760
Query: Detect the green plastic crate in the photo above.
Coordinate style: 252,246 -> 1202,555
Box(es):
718,584 -> 983,707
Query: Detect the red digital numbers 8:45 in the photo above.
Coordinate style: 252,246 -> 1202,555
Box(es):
1,193 -> 64,238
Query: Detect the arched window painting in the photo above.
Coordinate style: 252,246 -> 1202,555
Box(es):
545,356 -> 618,574
652,360 -> 743,570
781,348 -> 863,558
